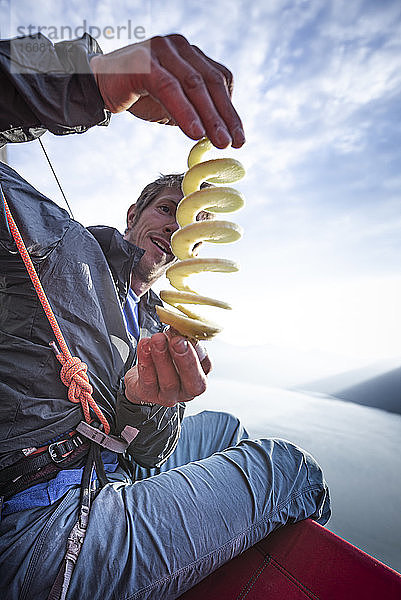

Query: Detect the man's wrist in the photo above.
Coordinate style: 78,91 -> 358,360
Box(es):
120,376 -> 155,407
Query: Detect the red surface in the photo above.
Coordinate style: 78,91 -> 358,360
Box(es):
178,519 -> 401,599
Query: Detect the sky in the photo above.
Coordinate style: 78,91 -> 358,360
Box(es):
2,0 -> 401,381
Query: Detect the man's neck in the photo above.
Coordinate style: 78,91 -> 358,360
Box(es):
130,279 -> 151,298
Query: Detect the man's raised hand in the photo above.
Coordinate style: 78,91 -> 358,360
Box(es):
90,34 -> 245,149
124,331 -> 211,407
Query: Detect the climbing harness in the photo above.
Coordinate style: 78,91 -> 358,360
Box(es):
0,430 -> 89,498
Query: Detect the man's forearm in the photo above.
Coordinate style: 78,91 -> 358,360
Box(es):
0,33 -> 110,146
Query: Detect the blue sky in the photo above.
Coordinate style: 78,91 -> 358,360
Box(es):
3,0 -> 401,373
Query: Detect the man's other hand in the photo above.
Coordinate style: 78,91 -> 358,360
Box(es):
124,332 -> 211,407
89,34 -> 245,149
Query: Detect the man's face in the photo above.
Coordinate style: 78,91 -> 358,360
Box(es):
124,186 -> 183,287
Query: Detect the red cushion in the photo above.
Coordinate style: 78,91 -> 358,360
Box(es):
178,519 -> 401,599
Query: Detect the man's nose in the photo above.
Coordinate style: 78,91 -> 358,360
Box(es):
163,221 -> 179,235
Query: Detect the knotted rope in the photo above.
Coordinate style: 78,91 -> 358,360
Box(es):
1,184 -> 110,434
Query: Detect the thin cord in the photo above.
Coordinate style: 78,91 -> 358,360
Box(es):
38,137 -> 75,219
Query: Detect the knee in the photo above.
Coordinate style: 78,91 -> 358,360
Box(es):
237,437 -> 331,524
240,437 -> 328,496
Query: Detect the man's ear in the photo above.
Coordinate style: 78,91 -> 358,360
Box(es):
126,204 -> 137,229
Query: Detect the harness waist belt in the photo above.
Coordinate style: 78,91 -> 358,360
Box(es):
0,424 -> 139,499
0,431 -> 90,499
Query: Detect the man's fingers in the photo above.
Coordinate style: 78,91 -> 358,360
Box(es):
134,338 -> 159,401
149,333 -> 181,405
141,56 -> 207,140
125,334 -> 209,406
193,341 -> 212,375
165,35 -> 245,148
168,336 -> 207,399
190,44 -> 234,96
146,35 -> 244,148
150,36 -> 231,148
164,327 -> 212,376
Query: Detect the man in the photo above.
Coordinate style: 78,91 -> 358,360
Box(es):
122,173 -> 213,407
0,32 -> 330,599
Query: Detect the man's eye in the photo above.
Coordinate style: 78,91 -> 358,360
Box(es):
160,205 -> 170,213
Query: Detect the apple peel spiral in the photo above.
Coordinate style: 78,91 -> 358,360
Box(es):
156,138 -> 245,340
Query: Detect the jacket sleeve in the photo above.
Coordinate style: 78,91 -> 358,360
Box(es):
116,382 -> 186,469
0,33 -> 110,146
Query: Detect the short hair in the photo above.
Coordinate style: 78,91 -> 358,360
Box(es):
128,173 -> 214,229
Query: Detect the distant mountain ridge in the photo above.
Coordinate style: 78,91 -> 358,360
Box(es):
299,365 -> 401,415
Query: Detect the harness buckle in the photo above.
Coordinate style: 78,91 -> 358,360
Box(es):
48,434 -> 85,464
76,421 -> 139,453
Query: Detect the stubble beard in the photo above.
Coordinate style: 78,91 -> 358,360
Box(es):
132,254 -> 170,289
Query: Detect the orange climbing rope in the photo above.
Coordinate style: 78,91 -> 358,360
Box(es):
1,185 -> 111,434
